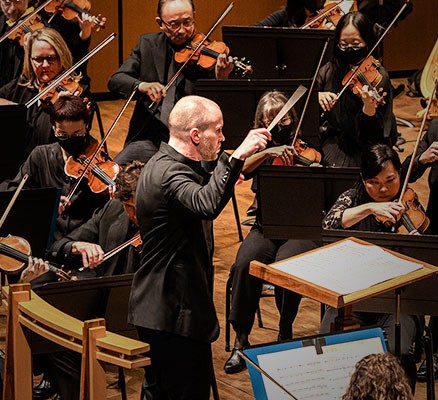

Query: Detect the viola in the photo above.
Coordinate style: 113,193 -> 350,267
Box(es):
174,31 -> 253,77
64,137 -> 120,194
45,0 -> 106,31
301,3 -> 344,29
0,234 -> 71,280
342,56 -> 385,105
39,75 -> 83,105
6,14 -> 45,47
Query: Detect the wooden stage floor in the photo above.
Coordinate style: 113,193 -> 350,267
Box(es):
1,78 -> 435,399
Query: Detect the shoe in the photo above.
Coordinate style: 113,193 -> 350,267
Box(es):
33,377 -> 57,400
246,197 -> 258,216
224,348 -> 246,374
417,354 -> 438,382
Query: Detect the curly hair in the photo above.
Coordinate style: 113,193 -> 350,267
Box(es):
114,160 -> 145,202
342,353 -> 414,400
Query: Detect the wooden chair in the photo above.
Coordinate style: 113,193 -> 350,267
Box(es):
2,283 -> 150,400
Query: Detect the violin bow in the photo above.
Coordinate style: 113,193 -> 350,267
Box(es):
291,37 -> 330,148
62,85 -> 138,208
0,174 -> 28,230
266,86 -> 307,133
398,79 -> 437,202
78,232 -> 141,271
0,0 -> 54,44
26,32 -> 117,108
149,1 -> 235,111
300,1 -> 341,29
334,0 -> 411,104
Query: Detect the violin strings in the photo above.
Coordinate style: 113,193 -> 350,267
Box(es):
0,243 -> 29,262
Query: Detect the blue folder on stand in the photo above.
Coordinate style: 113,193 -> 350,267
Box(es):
244,327 -> 387,400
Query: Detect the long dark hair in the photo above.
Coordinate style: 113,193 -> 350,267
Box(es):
333,12 -> 377,62
361,144 -> 401,181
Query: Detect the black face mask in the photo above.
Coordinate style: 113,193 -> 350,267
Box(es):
338,46 -> 369,66
57,135 -> 90,158
271,124 -> 294,145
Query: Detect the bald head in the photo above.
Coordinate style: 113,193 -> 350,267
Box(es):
168,96 -> 225,161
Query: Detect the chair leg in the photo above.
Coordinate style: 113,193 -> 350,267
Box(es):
89,100 -> 109,156
256,306 -> 263,328
118,367 -> 127,400
231,192 -> 243,242
225,277 -> 232,352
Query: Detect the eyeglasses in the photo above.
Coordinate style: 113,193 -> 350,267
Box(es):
53,127 -> 87,140
160,17 -> 194,31
338,44 -> 365,51
262,115 -> 291,128
31,55 -> 59,65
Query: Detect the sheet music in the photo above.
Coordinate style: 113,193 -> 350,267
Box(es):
258,337 -> 384,400
272,239 -> 422,294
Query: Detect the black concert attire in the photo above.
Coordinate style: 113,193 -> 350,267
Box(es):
253,8 -> 301,27
107,32 -> 212,165
50,199 -> 140,278
0,14 -> 24,88
130,142 -> 243,399
321,185 -> 418,389
357,0 -> 413,28
316,60 -> 397,167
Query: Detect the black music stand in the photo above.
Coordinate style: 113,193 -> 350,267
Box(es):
323,229 -> 438,400
222,26 -> 334,79
195,79 -> 319,150
0,100 -> 27,182
257,166 -> 359,240
0,187 -> 60,257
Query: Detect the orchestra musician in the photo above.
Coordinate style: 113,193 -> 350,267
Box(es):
225,91 -> 321,374
0,28 -> 88,157
321,143 -> 418,389
50,160 -> 144,278
107,0 -> 234,165
316,11 -> 397,167
130,95 -> 270,399
0,94 -> 107,264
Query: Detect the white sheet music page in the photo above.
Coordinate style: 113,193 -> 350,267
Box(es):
258,337 -> 384,400
272,239 -> 422,295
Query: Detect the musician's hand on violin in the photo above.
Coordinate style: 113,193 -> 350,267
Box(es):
231,128 -> 271,161
71,241 -> 104,269
266,145 -> 294,166
320,20 -> 335,30
139,82 -> 165,103
358,85 -> 382,116
319,92 -> 337,112
58,196 -> 71,216
20,257 -> 49,283
419,141 -> 438,164
215,53 -> 234,80
77,12 -> 94,41
370,201 -> 405,224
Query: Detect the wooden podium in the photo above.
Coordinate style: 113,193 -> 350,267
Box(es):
250,237 -> 438,309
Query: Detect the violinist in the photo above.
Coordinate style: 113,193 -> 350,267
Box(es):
0,28 -> 88,157
50,160 -> 144,279
317,11 -> 397,167
225,91 -> 320,374
107,0 -> 234,165
321,143 -> 418,389
0,95 -> 107,258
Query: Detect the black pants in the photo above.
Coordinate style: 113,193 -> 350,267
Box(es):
136,327 -> 213,400
229,229 -> 319,337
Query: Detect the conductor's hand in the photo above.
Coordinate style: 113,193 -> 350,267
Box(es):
231,128 -> 271,161
20,257 -> 49,283
266,145 -> 295,166
139,81 -> 165,103
319,91 -> 338,112
71,241 -> 105,269
370,201 -> 405,224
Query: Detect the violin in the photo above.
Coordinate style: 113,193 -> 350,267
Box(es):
174,31 -> 253,77
6,14 -> 45,47
0,234 -> 71,280
342,56 -> 385,105
271,139 -> 322,166
301,3 -> 344,29
40,75 -> 83,106
397,188 -> 430,234
45,0 -> 106,31
64,137 -> 120,194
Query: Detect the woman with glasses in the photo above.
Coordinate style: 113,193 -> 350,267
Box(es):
108,0 -> 234,165
0,28 -> 88,157
321,143 -> 418,390
316,11 -> 397,167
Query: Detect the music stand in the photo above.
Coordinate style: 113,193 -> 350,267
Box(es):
257,166 -> 359,240
0,99 -> 27,182
222,26 -> 334,79
0,187 -> 60,257
195,79 -> 319,149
